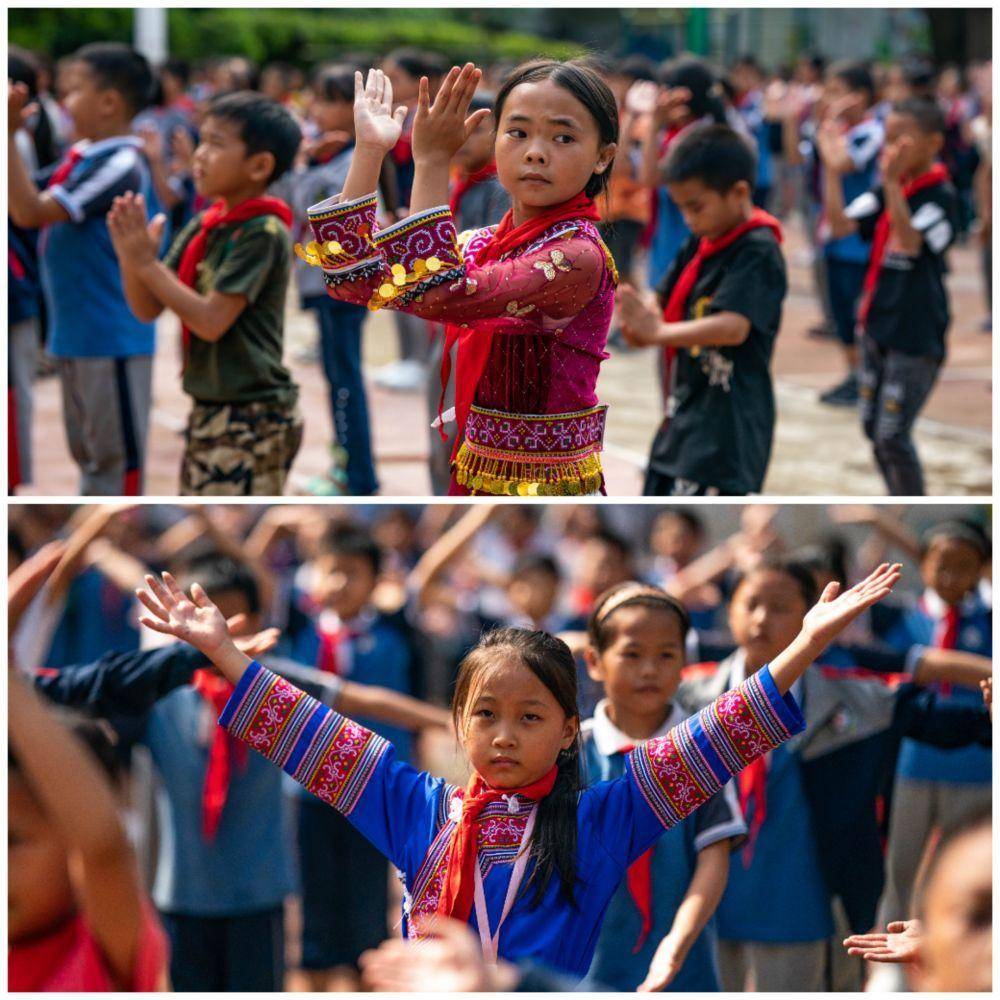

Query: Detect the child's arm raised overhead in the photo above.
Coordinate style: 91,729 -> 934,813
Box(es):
135,572 -> 450,868
768,563 -> 901,694
7,83 -> 71,228
8,672 -> 145,989
408,64 -> 490,215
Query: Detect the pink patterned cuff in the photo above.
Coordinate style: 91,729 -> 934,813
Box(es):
220,661 -> 389,815
629,665 -> 804,828
368,205 -> 464,308
303,191 -> 381,281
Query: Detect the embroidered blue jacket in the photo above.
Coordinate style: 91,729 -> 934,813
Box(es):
220,660 -> 803,979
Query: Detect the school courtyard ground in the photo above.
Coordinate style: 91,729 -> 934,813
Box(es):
23,222 -> 992,498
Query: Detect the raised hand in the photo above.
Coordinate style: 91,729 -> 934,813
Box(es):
844,919 -> 922,965
8,80 -> 36,138
652,86 -> 693,127
411,62 -> 489,165
801,562 -> 902,649
8,540 -> 67,637
106,192 -> 165,267
354,68 -> 408,153
880,136 -> 913,183
136,571 -> 238,667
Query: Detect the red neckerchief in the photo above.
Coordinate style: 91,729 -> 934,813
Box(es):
176,196 -> 293,361
438,191 -> 601,452
620,743 -> 654,952
436,765 -> 558,922
922,593 -> 961,698
659,208 -> 783,409
191,668 -> 248,841
737,756 -> 769,869
46,146 -> 84,189
316,620 -> 361,675
856,163 -> 950,330
449,161 -> 499,216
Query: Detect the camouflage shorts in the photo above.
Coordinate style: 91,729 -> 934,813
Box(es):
181,399 -> 304,496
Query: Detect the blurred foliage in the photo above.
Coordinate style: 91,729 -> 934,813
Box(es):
8,8 -> 585,65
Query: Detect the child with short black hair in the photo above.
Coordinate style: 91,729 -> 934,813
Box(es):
8,42 -> 156,495
820,97 -> 957,495
107,90 -> 304,496
618,124 -> 787,496
814,59 -> 884,406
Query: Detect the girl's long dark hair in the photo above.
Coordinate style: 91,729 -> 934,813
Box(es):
494,58 -> 619,199
452,627 -> 582,909
9,45 -> 58,169
660,56 -> 728,125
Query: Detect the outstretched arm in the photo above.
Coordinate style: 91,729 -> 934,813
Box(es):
769,563 -> 902,695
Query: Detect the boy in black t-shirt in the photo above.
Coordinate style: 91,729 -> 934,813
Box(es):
618,125 -> 787,495
819,98 -> 957,496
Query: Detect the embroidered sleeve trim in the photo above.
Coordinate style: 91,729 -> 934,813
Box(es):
220,662 -> 389,815
629,665 -> 804,829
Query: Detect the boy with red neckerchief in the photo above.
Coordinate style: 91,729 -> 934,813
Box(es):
820,97 -> 957,496
618,124 -> 787,497
107,91 -> 304,495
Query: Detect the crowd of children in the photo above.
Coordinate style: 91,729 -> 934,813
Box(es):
8,501 -> 992,991
7,41 -> 992,497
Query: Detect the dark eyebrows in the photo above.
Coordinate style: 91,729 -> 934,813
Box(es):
505,112 -> 581,130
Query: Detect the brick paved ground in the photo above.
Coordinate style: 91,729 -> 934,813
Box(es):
20,219 -> 990,497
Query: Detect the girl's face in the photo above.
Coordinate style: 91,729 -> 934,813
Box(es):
8,775 -> 76,942
586,606 -> 686,721
728,569 -> 808,671
921,538 -> 983,607
507,570 -> 559,624
911,826 -> 992,992
651,514 -> 700,565
310,93 -> 354,134
458,655 -> 577,789
495,78 -> 616,212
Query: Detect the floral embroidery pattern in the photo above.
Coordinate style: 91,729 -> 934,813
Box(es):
630,670 -> 797,829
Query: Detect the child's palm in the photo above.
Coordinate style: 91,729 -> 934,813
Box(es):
354,69 -> 407,151
137,572 -> 230,657
802,563 -> 901,647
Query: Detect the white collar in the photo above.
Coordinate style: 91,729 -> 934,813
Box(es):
317,606 -> 376,635
921,587 -> 981,619
71,135 -> 144,159
587,697 -> 685,758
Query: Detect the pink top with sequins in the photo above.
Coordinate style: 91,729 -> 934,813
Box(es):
303,193 -> 617,417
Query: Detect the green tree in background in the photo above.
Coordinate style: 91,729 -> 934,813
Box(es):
8,7 -> 584,65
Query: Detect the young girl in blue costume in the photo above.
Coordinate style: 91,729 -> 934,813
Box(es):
134,563 -> 901,980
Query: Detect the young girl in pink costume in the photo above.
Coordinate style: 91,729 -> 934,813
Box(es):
296,61 -> 620,496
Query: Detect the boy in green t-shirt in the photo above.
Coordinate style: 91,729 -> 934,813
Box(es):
107,91 -> 303,495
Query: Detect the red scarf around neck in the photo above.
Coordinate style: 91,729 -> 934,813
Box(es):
619,744 -> 654,952
176,196 -> 293,359
438,191 -> 601,452
46,146 -> 84,189
191,668 -> 248,841
435,764 -> 559,923
659,208 -> 783,407
449,161 -> 499,217
856,163 -> 950,329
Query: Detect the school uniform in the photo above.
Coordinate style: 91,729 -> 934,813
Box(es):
677,648 -> 991,990
37,135 -> 157,495
8,221 -> 41,488
220,659 -> 804,980
29,645 -> 346,991
290,606 -> 418,970
644,226 -> 787,496
581,700 -> 746,991
845,170 -> 958,495
875,588 -> 992,938
820,117 -> 884,348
